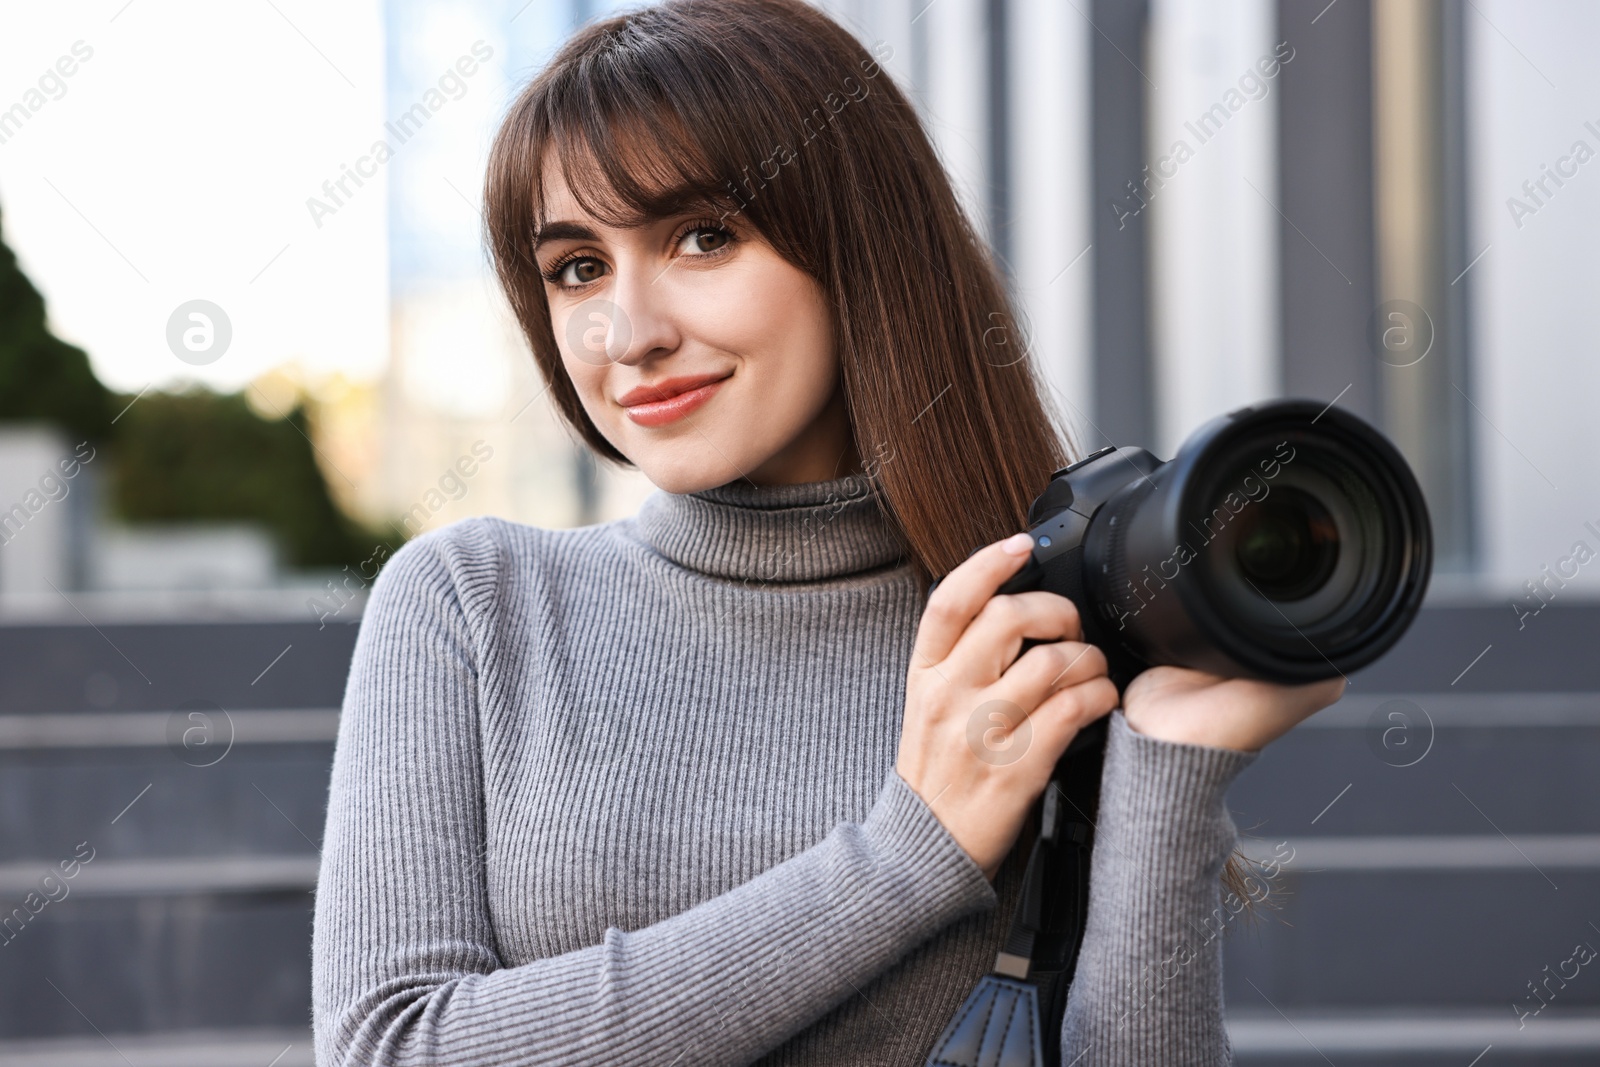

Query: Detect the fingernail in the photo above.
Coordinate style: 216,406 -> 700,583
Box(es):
1001,532 -> 1033,555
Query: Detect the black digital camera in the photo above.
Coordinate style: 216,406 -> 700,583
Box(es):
992,398 -> 1432,688
919,400 -> 1432,1067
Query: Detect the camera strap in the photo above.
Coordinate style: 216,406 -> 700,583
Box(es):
922,722 -> 1104,1067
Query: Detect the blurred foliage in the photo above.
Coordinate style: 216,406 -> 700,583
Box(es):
0,203 -> 392,570
0,207 -> 113,442
108,390 -> 393,569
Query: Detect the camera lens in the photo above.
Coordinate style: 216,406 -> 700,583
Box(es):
1079,400 -> 1431,683
1231,488 -> 1339,601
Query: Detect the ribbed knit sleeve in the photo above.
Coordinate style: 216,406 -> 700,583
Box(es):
1059,712 -> 1259,1065
309,531 -> 998,1067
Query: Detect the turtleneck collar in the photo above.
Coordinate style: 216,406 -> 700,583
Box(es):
631,471 -> 909,583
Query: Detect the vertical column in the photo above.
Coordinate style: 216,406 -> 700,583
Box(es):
923,0 -> 993,246
986,0 -> 1012,272
1089,0 -> 1154,449
1372,0 -> 1475,572
1145,0 -> 1282,458
1275,0 -> 1379,422
1436,0 -> 1477,574
1008,0 -> 1095,450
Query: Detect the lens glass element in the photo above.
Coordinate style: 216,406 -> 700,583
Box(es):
1232,487 -> 1340,601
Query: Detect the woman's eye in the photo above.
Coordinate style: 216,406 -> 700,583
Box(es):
552,258 -> 606,286
679,226 -> 732,255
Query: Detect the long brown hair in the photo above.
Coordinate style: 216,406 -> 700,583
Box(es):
482,0 -> 1074,588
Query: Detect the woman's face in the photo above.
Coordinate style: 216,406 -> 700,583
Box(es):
535,160 -> 858,494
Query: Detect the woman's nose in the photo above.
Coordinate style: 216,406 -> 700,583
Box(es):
595,263 -> 680,367
561,296 -> 635,367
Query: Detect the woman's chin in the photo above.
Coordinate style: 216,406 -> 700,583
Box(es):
635,450 -> 757,496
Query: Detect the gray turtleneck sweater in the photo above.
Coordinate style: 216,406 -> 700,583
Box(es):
311,471 -> 1257,1066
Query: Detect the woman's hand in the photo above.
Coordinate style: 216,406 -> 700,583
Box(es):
1121,665 -> 1346,752
897,532 -> 1120,881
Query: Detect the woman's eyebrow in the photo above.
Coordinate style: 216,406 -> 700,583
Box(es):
533,221 -> 598,250
533,192 -> 736,251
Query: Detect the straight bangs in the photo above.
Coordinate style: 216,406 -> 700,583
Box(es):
534,82 -> 746,241
485,0 -> 1076,588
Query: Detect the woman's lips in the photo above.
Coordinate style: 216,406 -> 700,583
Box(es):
621,376 -> 728,427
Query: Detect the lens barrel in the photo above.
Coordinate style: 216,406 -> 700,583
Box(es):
1081,401 -> 1431,683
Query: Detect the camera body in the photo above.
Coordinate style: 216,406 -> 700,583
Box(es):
991,441 -> 1159,688
985,398 -> 1433,688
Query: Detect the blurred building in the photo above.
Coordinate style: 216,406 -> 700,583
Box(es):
820,0 -> 1600,605
0,426 -> 94,596
373,0 -> 658,539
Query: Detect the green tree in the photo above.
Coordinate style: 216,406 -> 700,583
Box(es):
0,201 -> 393,571
0,205 -> 112,441
108,389 -> 389,569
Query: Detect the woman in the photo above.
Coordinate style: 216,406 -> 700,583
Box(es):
310,1 -> 1342,1063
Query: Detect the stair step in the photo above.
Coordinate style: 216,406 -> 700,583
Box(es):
0,709 -> 339,748
0,620 -> 358,716
0,894 -> 314,1039
0,1028 -> 312,1067
0,855 -> 318,897
1222,865 -> 1600,1007
1227,1008 -> 1600,1064
1230,694 -> 1600,838
1239,834 -> 1600,871
0,746 -> 332,858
